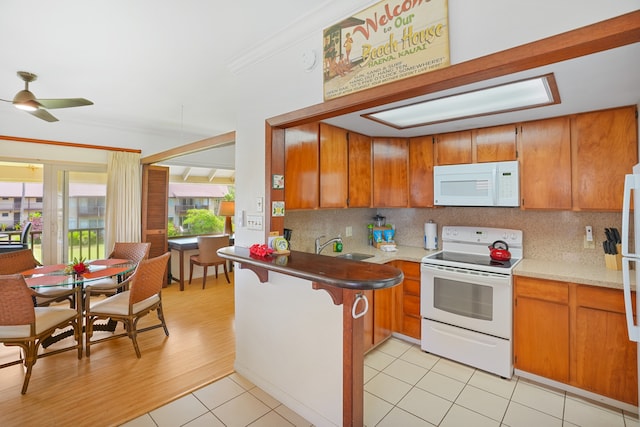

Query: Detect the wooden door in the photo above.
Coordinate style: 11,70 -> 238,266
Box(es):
519,117 -> 572,209
408,136 -> 434,207
348,131 -> 372,208
372,138 -> 408,207
474,124 -> 517,162
373,287 -> 394,346
513,277 -> 570,382
572,106 -> 638,211
434,130 -> 472,165
285,123 -> 319,210
319,123 -> 348,208
141,165 -> 168,258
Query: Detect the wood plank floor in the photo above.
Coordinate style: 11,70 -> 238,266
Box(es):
0,273 -> 236,427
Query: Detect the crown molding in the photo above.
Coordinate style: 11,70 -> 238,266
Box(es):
228,0 -> 375,74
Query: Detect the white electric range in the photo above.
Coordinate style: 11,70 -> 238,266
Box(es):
420,226 -> 523,378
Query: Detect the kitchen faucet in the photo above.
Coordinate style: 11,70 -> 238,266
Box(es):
315,235 -> 342,254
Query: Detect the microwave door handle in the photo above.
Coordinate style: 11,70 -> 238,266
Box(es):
622,174 -> 636,257
492,167 -> 498,205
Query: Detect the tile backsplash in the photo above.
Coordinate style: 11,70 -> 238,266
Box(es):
284,207 -> 630,266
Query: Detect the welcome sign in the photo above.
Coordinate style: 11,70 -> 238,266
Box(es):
323,0 -> 450,100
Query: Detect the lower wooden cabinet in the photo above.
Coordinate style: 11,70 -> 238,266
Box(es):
363,261 -> 422,352
513,277 -> 570,382
395,261 -> 421,340
363,287 -> 394,353
575,285 -> 638,404
514,276 -> 638,405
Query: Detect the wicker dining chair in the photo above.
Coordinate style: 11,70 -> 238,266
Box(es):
84,242 -> 151,295
0,249 -> 74,307
84,252 -> 170,358
0,274 -> 82,394
188,235 -> 230,288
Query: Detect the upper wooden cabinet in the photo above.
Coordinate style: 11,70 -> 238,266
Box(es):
408,136 -> 434,207
284,123 -> 319,210
347,131 -> 372,208
473,124 -> 517,163
372,138 -> 409,207
434,130 -> 471,165
572,106 -> 638,211
319,123 -> 348,208
519,117 -> 572,210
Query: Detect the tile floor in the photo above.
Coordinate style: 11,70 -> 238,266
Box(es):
122,337 -> 639,427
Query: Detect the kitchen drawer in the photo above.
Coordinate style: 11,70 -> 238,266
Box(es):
576,285 -> 634,314
515,276 -> 569,304
402,261 -> 420,279
404,294 -> 421,317
402,314 -> 421,339
403,278 -> 420,296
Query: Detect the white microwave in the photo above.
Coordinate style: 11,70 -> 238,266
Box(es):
433,161 -> 520,207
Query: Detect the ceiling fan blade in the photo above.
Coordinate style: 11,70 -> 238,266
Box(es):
28,108 -> 59,122
35,98 -> 93,109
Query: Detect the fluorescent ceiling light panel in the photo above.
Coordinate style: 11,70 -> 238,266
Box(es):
364,74 -> 559,129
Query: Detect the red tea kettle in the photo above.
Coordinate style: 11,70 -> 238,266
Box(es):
488,240 -> 511,261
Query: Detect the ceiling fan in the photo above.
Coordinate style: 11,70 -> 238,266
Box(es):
0,71 -> 93,122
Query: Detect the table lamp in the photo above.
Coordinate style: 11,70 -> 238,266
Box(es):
218,200 -> 235,235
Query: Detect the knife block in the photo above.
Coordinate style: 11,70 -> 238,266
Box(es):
604,244 -> 622,270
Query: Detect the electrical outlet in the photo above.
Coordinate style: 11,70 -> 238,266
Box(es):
584,236 -> 595,249
247,215 -> 263,230
345,226 -> 352,237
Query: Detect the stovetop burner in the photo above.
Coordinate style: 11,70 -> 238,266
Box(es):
426,251 -> 518,270
421,226 -> 524,273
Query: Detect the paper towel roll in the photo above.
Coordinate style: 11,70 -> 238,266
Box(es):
424,221 -> 437,250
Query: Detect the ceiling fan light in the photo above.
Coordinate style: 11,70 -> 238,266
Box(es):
14,100 -> 39,111
13,89 -> 39,111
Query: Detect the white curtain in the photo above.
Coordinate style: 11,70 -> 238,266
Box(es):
104,152 -> 142,253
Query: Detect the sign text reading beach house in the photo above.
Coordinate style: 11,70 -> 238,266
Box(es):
323,0 -> 450,100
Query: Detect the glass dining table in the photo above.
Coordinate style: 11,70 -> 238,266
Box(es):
21,258 -> 138,347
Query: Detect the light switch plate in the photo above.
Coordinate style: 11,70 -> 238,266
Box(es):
247,215 -> 263,230
256,197 -> 263,213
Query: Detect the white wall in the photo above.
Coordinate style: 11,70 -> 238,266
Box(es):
230,2 -> 638,425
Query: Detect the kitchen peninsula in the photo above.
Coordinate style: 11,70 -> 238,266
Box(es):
218,246 -> 403,426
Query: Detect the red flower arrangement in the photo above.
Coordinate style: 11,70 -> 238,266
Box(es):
249,243 -> 274,258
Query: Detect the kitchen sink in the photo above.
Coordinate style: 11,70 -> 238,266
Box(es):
336,252 -> 374,261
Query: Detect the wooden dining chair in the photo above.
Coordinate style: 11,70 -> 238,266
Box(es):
85,252 -> 170,358
0,274 -> 82,394
0,249 -> 73,307
188,235 -> 230,288
84,242 -> 151,295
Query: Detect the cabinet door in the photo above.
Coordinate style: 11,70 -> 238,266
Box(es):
348,131 -> 372,208
319,123 -> 348,208
572,106 -> 638,211
474,124 -> 517,163
513,277 -> 570,382
434,130 -> 472,165
284,123 -> 319,210
519,117 -> 572,209
373,287 -> 394,346
372,138 -> 408,207
575,286 -> 638,405
409,136 -> 434,207
363,289 -> 375,353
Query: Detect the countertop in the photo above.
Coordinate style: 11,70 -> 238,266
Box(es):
218,246 -> 404,290
323,243 -> 632,291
